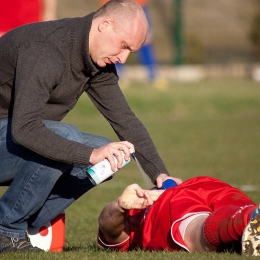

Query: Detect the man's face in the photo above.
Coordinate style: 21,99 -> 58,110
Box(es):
90,17 -> 147,68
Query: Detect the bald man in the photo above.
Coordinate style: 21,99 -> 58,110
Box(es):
0,0 -> 180,252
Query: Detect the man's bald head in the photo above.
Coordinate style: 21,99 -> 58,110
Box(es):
94,0 -> 149,36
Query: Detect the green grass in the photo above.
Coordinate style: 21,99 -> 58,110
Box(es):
1,77 -> 260,259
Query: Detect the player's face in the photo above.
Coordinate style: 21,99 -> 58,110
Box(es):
91,17 -> 147,68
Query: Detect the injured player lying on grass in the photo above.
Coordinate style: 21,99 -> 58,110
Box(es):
97,176 -> 260,256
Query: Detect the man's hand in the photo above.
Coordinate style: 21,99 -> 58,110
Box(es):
118,183 -> 164,210
156,173 -> 183,188
89,141 -> 135,171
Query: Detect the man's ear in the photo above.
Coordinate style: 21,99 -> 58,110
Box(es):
98,17 -> 114,32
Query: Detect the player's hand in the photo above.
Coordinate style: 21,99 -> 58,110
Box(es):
118,183 -> 164,210
156,173 -> 183,188
89,141 -> 135,171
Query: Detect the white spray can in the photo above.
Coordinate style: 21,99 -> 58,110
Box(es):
86,150 -> 131,185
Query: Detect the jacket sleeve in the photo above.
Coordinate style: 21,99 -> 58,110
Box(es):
86,67 -> 169,183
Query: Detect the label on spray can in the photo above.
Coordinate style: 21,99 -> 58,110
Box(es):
86,151 -> 131,185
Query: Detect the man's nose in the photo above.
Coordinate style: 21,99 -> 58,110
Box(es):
118,50 -> 131,64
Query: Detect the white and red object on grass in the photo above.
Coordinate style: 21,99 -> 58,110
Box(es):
28,213 -> 65,252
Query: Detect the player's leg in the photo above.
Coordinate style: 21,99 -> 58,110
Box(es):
184,215 -> 215,252
185,204 -> 259,254
203,204 -> 257,253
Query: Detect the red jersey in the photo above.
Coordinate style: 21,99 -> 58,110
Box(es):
0,0 -> 42,35
98,176 -> 255,251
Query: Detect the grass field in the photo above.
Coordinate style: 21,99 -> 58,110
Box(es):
0,77 -> 260,259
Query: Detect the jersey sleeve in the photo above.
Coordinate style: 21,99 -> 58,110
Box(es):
97,229 -> 130,251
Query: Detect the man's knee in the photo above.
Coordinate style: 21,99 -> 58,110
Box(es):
80,132 -> 111,148
43,120 -> 112,147
44,121 -> 83,143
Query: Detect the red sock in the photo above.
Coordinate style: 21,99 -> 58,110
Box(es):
203,205 -> 256,248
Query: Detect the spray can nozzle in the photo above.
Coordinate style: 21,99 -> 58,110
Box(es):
129,149 -> 137,160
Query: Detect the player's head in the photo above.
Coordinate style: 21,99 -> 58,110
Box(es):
89,0 -> 148,67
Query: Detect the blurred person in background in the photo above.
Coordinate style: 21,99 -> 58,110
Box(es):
0,0 -> 57,36
100,0 -> 158,84
0,0 -> 180,252
98,176 -> 260,256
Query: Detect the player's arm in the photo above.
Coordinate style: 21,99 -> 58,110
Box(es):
98,184 -> 164,243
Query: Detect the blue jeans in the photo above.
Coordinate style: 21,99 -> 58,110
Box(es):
0,119 -> 111,239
